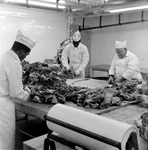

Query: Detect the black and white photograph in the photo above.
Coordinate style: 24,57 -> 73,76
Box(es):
0,0 -> 148,150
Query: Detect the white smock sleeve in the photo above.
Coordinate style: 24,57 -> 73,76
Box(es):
109,55 -> 116,76
6,62 -> 29,101
61,45 -> 71,69
77,46 -> 89,72
122,55 -> 139,79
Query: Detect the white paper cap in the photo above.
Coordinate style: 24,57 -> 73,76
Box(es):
73,31 -> 81,42
15,29 -> 36,50
115,40 -> 126,49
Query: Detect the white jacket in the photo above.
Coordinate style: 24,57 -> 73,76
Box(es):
62,43 -> 89,78
109,50 -> 142,81
0,50 -> 29,150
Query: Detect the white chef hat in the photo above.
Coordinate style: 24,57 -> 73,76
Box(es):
15,29 -> 36,50
115,40 -> 126,49
73,30 -> 81,42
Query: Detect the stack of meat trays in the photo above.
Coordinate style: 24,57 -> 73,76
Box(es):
134,112 -> 148,141
139,112 -> 148,141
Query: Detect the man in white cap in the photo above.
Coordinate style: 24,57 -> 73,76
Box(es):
108,40 -> 142,84
0,29 -> 36,150
61,30 -> 89,78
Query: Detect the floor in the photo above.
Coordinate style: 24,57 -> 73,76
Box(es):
15,112 -> 48,150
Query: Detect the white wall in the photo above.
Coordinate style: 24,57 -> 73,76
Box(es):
0,4 -> 68,63
1,4 -> 147,71
90,12 -> 148,70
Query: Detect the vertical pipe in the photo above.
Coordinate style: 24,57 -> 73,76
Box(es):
83,17 -> 85,30
26,0 -> 30,8
67,10 -> 72,38
100,16 -> 102,28
119,13 -> 121,25
79,26 -> 81,32
141,11 -> 144,22
56,0 -> 59,9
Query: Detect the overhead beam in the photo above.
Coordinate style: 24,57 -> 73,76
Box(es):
81,10 -> 148,31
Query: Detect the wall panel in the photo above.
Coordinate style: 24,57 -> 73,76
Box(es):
91,13 -> 148,72
0,4 -> 68,63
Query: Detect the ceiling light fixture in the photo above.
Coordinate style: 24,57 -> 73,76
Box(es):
28,1 -> 66,9
5,0 -> 26,3
109,5 -> 148,13
5,0 -> 65,9
40,0 -> 65,4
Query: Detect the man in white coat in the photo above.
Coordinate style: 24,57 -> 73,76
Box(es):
108,40 -> 142,84
62,30 -> 89,78
0,29 -> 36,150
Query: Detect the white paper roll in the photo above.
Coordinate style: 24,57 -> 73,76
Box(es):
46,104 -> 138,150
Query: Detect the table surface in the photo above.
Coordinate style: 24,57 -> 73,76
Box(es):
15,78 -> 143,120
18,78 -> 147,150
15,79 -> 109,120
23,104 -> 147,150
103,105 -> 147,150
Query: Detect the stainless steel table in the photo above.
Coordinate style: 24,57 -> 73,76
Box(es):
15,79 -> 142,120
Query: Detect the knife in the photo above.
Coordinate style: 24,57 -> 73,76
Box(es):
71,78 -> 90,85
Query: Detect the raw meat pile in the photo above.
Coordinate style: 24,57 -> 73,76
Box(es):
22,61 -> 147,109
65,80 -> 144,109
22,61 -> 83,104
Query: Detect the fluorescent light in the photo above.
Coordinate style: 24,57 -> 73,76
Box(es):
28,1 -> 66,9
109,5 -> 148,13
6,0 -> 26,3
5,0 -> 65,8
5,0 -> 65,4
40,0 -> 65,4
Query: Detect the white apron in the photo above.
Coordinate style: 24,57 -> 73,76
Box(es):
69,47 -> 86,78
62,43 -> 89,79
0,97 -> 15,150
114,58 -> 142,81
70,63 -> 85,78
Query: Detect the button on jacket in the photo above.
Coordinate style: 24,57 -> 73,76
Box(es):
109,50 -> 142,81
62,43 -> 89,78
0,50 -> 29,150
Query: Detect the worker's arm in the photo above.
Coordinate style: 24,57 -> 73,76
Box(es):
122,55 -> 139,79
6,62 -> 30,101
109,55 -> 117,77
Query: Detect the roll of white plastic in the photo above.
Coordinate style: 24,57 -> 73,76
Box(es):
46,104 -> 138,150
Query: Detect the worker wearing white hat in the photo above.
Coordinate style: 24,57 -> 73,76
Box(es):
108,40 -> 142,83
61,30 -> 89,78
0,29 -> 36,150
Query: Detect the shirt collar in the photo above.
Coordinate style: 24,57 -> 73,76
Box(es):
125,49 -> 129,57
8,50 -> 21,63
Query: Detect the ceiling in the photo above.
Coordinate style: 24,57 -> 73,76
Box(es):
70,0 -> 148,17
1,0 -> 148,17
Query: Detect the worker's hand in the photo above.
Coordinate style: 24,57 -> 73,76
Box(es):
26,95 -> 30,102
108,76 -> 114,84
114,78 -> 121,83
24,86 -> 31,95
66,66 -> 71,71
114,76 -> 126,83
75,69 -> 80,75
